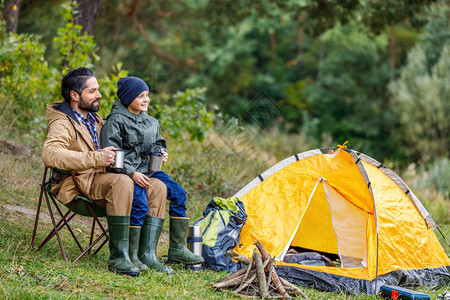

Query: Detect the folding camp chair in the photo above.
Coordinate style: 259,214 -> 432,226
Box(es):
31,167 -> 109,263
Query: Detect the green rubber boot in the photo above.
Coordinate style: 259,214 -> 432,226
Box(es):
129,226 -> 148,272
107,216 -> 140,276
138,216 -> 173,275
167,217 -> 204,265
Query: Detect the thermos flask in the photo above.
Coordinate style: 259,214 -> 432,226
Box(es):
187,225 -> 203,271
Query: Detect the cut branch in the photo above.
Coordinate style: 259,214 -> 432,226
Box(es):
254,250 -> 268,298
237,250 -> 255,291
280,278 -> 309,300
234,258 -> 270,294
254,241 -> 290,298
227,250 -> 252,265
213,240 -> 308,299
212,271 -> 255,289
214,265 -> 248,286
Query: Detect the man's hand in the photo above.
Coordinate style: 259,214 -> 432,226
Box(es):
132,171 -> 151,188
159,149 -> 169,163
103,146 -> 118,166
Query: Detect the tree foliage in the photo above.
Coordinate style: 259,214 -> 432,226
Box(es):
4,0 -> 449,165
389,44 -> 449,163
0,19 -> 57,130
301,23 -> 394,159
388,2 -> 449,163
0,2 -> 215,144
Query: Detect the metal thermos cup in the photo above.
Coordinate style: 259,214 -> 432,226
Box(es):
187,225 -> 203,271
113,150 -> 124,169
149,152 -> 163,172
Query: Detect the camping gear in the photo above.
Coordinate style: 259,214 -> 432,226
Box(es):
232,147 -> 450,295
187,225 -> 203,271
149,151 -> 163,171
194,196 -> 247,272
283,251 -> 335,267
112,150 -> 124,168
380,285 -> 430,299
31,167 -> 108,263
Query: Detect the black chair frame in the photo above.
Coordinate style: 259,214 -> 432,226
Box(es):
31,167 -> 109,263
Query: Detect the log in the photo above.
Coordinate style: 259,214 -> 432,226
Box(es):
213,265 -> 248,286
254,241 -> 270,261
254,250 -> 268,298
279,278 -> 309,299
212,269 -> 260,289
266,257 -> 274,289
234,258 -> 270,294
227,250 -> 252,265
254,241 -> 290,299
237,249 -> 256,291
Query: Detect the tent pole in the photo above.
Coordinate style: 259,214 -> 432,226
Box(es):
436,226 -> 450,249
374,232 -> 379,294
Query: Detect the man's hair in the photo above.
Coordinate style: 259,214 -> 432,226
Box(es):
61,67 -> 95,102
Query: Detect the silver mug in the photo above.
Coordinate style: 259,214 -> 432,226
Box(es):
112,150 -> 124,169
149,152 -> 163,172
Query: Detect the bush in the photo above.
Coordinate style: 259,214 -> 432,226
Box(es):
0,22 -> 58,130
152,87 -> 215,143
402,157 -> 450,225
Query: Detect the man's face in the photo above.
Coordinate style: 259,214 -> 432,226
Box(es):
78,77 -> 102,113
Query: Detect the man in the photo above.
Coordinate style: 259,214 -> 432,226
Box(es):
42,67 -> 167,276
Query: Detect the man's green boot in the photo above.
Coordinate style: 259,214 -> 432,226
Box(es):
167,217 -> 204,265
107,216 -> 140,276
138,216 -> 173,275
129,226 -> 148,272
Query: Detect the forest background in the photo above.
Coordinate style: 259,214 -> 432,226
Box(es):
0,0 -> 449,298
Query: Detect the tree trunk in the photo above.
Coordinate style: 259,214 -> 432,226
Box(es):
3,0 -> 22,33
390,25 -> 396,72
270,32 -> 276,53
73,0 -> 99,36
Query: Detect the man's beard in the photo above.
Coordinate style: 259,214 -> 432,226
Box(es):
79,95 -> 100,112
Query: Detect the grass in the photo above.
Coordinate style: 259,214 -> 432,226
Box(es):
0,126 -> 449,299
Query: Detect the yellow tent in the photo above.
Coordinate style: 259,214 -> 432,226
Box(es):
233,148 -> 450,294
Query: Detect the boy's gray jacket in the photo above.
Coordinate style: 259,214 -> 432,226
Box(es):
100,100 -> 166,177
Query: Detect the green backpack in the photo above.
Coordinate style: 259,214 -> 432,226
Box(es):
195,196 -> 247,272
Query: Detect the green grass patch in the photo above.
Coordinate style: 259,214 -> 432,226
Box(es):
0,133 -> 449,299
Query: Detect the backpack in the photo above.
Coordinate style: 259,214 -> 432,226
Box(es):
194,196 -> 247,272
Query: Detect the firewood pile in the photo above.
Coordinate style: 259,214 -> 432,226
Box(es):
211,241 -> 309,299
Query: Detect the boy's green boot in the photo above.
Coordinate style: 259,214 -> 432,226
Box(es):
138,216 -> 173,275
167,217 -> 204,265
107,216 -> 140,276
128,226 -> 148,272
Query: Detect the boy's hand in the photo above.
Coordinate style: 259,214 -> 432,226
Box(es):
132,171 -> 151,187
159,149 -> 169,163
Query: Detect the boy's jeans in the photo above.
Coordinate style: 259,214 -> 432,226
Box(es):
130,184 -> 149,226
151,171 -> 187,218
130,171 -> 187,226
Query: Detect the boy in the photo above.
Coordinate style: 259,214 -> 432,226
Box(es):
100,77 -> 204,274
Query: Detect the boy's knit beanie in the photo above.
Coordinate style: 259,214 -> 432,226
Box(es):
116,77 -> 149,107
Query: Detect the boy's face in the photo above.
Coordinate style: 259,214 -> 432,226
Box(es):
127,90 -> 150,114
